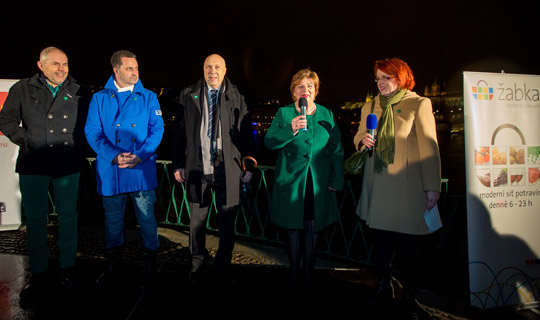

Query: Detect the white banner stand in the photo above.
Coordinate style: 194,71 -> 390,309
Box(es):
0,79 -> 21,231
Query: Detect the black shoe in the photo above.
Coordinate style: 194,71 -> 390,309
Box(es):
304,270 -> 314,292
95,246 -> 122,289
140,249 -> 158,293
287,270 -> 299,294
369,275 -> 395,305
209,266 -> 236,290
60,266 -> 78,290
404,287 -> 431,320
188,265 -> 209,287
19,272 -> 47,309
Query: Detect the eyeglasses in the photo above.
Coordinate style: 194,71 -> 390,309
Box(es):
374,76 -> 396,83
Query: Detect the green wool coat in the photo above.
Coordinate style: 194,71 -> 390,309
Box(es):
265,103 -> 344,232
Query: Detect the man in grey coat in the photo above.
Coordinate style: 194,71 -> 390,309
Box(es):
172,54 -> 255,284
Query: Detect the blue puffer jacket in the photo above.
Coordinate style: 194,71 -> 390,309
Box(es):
85,76 -> 164,196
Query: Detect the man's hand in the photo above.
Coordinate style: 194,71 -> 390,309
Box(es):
241,171 -> 253,183
113,152 -> 141,168
174,168 -> 186,183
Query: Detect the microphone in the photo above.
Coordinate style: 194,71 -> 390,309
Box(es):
299,97 -> 308,131
366,113 -> 377,157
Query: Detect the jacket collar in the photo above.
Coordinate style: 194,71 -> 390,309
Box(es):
190,76 -> 237,99
188,76 -> 234,111
29,72 -> 75,90
104,75 -> 145,94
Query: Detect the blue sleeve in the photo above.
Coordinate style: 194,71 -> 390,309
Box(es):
133,92 -> 164,162
84,94 -> 123,164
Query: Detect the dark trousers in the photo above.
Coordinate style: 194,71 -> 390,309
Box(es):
373,229 -> 422,287
189,164 -> 235,273
19,173 -> 80,274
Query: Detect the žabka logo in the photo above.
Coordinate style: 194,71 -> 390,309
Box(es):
472,80 -> 494,100
472,80 -> 540,102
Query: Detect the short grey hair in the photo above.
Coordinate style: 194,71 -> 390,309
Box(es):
111,50 -> 137,69
39,47 -> 67,63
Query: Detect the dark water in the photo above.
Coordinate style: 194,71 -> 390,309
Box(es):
438,132 -> 466,195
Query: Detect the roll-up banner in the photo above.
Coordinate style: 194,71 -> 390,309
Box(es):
464,72 -> 540,308
0,79 -> 21,231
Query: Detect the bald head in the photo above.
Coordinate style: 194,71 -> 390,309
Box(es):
203,54 -> 227,89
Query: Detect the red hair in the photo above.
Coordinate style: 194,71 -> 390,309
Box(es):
374,58 -> 415,91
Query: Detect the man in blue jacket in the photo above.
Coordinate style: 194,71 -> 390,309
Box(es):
85,50 -> 164,290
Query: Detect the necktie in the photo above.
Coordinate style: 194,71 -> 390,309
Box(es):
208,89 -> 218,157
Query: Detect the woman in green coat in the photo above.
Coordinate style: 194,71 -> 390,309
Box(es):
265,69 -> 344,292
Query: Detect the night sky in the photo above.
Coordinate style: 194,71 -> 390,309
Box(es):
2,1 -> 539,106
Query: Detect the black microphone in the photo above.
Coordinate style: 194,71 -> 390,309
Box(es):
366,113 -> 377,157
299,97 -> 308,131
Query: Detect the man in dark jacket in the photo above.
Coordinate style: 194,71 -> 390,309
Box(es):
172,54 -> 255,284
0,47 -> 88,305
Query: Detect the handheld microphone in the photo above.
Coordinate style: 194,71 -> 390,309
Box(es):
299,97 -> 308,131
366,113 -> 377,157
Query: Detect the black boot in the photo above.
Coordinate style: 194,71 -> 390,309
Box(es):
286,230 -> 301,294
60,266 -> 78,290
140,249 -> 158,293
403,283 -> 430,320
369,275 -> 394,305
95,246 -> 122,289
303,220 -> 318,292
404,284 -> 416,307
19,272 -> 47,309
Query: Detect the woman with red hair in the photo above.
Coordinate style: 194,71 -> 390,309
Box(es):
353,58 -> 441,313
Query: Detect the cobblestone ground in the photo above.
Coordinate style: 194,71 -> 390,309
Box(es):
0,224 -> 274,268
2,225 -> 538,320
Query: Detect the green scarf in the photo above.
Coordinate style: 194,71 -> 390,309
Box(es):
374,89 -> 407,173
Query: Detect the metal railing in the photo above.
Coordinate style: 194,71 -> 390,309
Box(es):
62,158 -> 457,265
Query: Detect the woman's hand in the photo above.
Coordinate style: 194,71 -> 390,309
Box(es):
360,133 -> 376,149
291,115 -> 307,134
425,190 -> 440,210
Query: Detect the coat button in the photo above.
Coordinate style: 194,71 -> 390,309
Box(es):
63,114 -> 69,119
131,139 -> 136,142
64,141 -> 69,145
116,123 -> 121,127
131,124 -> 136,127
48,114 -> 54,119
116,139 -> 121,143
62,128 -> 68,133
49,128 -> 54,133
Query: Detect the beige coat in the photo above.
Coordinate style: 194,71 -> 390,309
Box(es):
354,91 -> 441,235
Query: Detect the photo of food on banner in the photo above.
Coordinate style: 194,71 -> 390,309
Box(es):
473,124 -> 540,187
